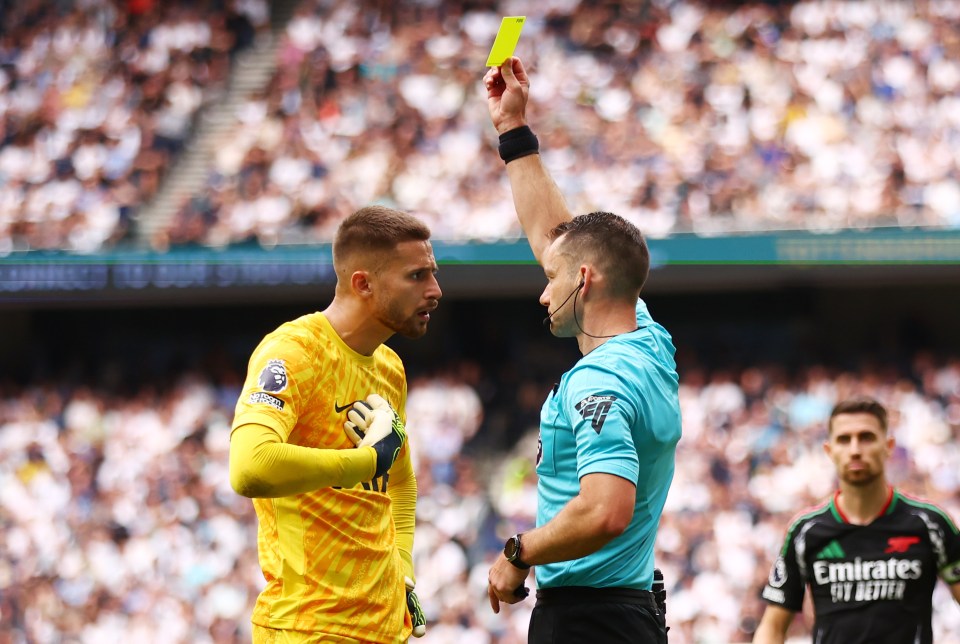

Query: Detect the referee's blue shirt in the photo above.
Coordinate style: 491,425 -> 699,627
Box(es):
535,299 -> 681,590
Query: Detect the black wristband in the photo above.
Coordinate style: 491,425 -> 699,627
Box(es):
498,125 -> 539,164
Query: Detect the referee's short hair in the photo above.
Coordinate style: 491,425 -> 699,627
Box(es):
549,211 -> 650,300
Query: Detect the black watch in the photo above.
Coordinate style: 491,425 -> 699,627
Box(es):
504,533 -> 531,569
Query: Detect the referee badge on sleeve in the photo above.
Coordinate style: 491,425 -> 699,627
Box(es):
575,394 -> 617,434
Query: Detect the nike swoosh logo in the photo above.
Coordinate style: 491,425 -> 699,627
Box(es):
335,399 -> 363,413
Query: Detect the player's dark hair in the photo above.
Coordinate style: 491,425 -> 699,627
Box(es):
333,206 -> 431,269
828,397 -> 889,434
548,211 -> 650,299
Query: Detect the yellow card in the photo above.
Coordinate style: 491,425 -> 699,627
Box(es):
485,16 -> 526,67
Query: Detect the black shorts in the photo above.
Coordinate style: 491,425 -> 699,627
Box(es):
528,586 -> 668,644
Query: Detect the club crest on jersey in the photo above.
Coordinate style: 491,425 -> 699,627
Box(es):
769,556 -> 788,588
885,536 -> 920,554
575,394 -> 616,434
258,359 -> 288,393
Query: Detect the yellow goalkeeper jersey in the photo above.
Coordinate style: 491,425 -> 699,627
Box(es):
232,312 -> 413,642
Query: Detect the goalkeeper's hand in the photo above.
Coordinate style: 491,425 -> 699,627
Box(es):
343,394 -> 407,478
405,576 -> 426,638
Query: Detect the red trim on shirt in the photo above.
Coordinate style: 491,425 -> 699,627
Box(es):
834,485 -> 893,524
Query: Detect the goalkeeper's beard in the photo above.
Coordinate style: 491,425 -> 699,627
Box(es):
376,301 -> 433,339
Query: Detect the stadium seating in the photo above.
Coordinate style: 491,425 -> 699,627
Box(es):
0,0 -> 266,253
162,0 -> 960,249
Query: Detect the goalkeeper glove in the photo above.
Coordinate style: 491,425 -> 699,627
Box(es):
343,394 -> 407,478
404,576 -> 426,638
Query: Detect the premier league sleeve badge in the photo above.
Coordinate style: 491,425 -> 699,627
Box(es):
257,359 -> 288,393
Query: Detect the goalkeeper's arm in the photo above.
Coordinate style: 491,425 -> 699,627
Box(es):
230,423 -> 376,497
345,395 -> 424,636
389,443 -> 426,638
387,443 -> 417,577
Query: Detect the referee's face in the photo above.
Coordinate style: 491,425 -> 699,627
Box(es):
371,239 -> 442,339
540,240 -> 579,338
824,413 -> 894,487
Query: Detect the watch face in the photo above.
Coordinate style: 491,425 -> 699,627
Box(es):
505,536 -> 519,560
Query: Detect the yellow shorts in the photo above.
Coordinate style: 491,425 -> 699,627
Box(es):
252,624 -> 368,644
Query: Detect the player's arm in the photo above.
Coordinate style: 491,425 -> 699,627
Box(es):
755,517 -> 807,642
950,581 -> 960,605
230,336 -> 382,497
484,57 -> 571,264
343,394 -> 416,567
229,422 -> 375,497
348,392 -> 425,636
387,446 -> 426,637
752,605 -> 794,644
386,444 -> 417,578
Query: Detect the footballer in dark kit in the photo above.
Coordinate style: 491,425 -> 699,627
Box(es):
762,489 -> 960,644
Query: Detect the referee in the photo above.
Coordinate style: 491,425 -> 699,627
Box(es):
483,57 -> 681,644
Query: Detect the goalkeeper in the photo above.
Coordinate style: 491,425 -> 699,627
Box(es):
229,206 -> 440,643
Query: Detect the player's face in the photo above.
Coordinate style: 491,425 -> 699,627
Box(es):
371,240 -> 441,339
539,239 -> 580,338
824,413 -> 893,487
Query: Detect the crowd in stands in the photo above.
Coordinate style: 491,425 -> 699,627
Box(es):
3,346 -> 960,643
7,0 -> 960,252
161,0 -> 960,249
0,0 -> 267,255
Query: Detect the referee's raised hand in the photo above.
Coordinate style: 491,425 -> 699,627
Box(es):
484,56 -> 530,135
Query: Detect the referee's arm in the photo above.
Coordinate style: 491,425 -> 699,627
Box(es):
485,57 -> 571,265
519,472 -> 635,563
488,472 -> 634,613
